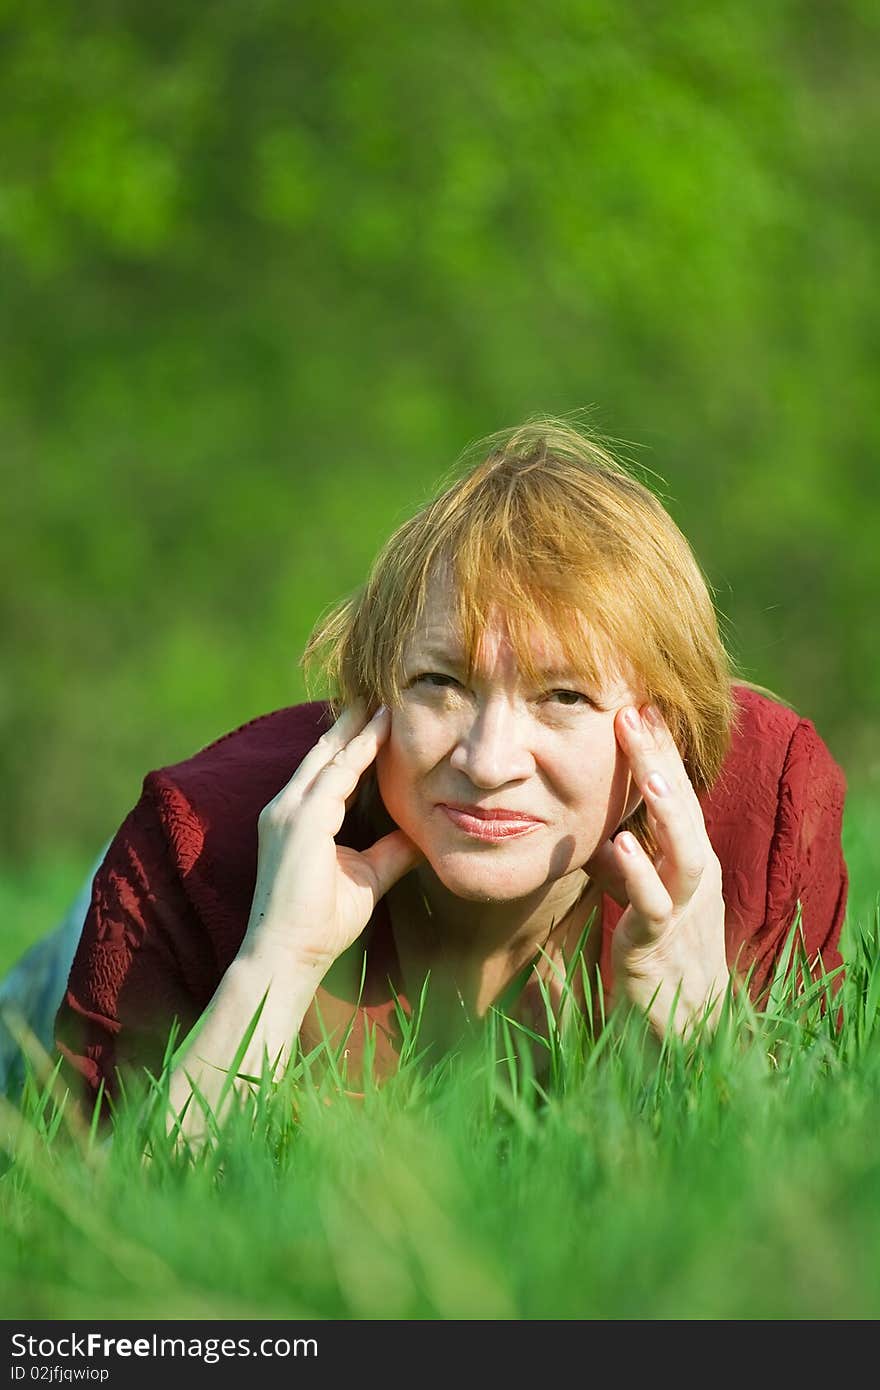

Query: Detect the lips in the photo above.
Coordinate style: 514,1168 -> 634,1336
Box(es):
438,803 -> 543,841
442,803 -> 542,821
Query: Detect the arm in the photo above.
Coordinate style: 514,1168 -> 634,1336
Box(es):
753,716 -> 848,999
55,780 -> 204,1112
57,706 -> 419,1147
597,703 -> 730,1038
585,704 -> 849,1037
165,704 -> 420,1144
163,927 -> 331,1143
55,792 -> 331,1144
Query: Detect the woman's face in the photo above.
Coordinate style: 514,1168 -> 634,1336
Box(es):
375,584 -> 643,903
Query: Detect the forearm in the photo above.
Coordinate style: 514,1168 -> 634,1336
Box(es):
166,937 -> 329,1143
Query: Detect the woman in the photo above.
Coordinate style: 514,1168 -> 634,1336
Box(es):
47,420 -> 847,1132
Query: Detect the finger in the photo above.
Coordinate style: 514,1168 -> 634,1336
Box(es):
640,768 -> 709,910
272,703 -> 381,811
312,709 -> 391,794
343,765 -> 375,815
613,831 -> 673,945
616,705 -> 711,909
280,700 -> 368,793
358,829 -> 424,903
305,709 -> 393,831
615,704 -> 702,837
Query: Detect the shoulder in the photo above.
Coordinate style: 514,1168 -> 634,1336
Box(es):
149,696 -> 335,815
151,700 -> 333,808
702,683 -> 847,984
55,702 -> 338,1103
726,685 -> 846,890
720,683 -> 845,807
727,682 -> 799,766
705,683 -> 846,834
702,683 -> 847,898
141,700 -> 334,905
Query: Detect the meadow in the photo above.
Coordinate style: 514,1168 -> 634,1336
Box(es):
1,792 -> 879,1322
3,0 -> 878,1324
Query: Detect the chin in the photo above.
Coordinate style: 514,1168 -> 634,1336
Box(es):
425,849 -> 551,904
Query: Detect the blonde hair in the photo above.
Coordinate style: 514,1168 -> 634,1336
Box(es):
303,418 -> 738,851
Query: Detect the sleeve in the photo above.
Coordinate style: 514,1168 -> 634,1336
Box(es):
54,773 -> 207,1116
756,716 -> 848,997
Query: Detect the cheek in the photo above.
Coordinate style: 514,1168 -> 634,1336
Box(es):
375,708 -> 442,811
374,737 -> 405,814
558,727 -> 629,835
599,735 -> 635,832
609,733 -> 631,792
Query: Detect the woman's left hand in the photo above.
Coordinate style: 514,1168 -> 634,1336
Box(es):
585,703 -> 730,1039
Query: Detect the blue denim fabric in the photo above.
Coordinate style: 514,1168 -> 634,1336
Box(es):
0,842 -> 111,1097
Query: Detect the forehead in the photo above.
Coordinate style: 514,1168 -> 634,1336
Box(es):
408,610 -> 562,667
404,580 -> 635,695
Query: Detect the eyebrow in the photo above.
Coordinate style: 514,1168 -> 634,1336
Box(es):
408,643 -> 596,685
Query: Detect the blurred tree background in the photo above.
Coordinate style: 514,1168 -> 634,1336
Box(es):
2,0 -> 878,873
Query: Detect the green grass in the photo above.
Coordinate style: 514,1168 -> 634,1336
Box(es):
1,788 -> 879,1320
1,913 -> 880,1318
0,851 -> 92,977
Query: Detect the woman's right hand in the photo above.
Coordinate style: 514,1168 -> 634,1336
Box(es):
242,704 -> 422,973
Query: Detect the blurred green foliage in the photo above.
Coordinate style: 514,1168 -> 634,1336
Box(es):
2,0 -> 878,869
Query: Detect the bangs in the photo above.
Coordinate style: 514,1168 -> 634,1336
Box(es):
426,535 -> 635,697
429,446 -> 643,694
302,416 -> 734,834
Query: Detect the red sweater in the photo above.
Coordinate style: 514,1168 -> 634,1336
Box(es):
56,686 -> 848,1104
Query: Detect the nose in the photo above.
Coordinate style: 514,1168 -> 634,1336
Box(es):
448,697 -> 534,787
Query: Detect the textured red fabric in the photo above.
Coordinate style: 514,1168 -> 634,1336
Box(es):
55,686 -> 848,1106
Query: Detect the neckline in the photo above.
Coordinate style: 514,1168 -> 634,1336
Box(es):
335,795 -> 613,1015
381,869 -> 604,1023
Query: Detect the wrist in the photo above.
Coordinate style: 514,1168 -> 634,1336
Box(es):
239,913 -> 337,979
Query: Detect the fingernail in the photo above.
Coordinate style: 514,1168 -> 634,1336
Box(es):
646,771 -> 669,797
623,707 -> 640,731
373,704 -> 389,719
618,832 -> 638,854
644,704 -> 662,728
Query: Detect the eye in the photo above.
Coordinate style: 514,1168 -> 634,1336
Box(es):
412,672 -> 462,690
545,688 -> 595,708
